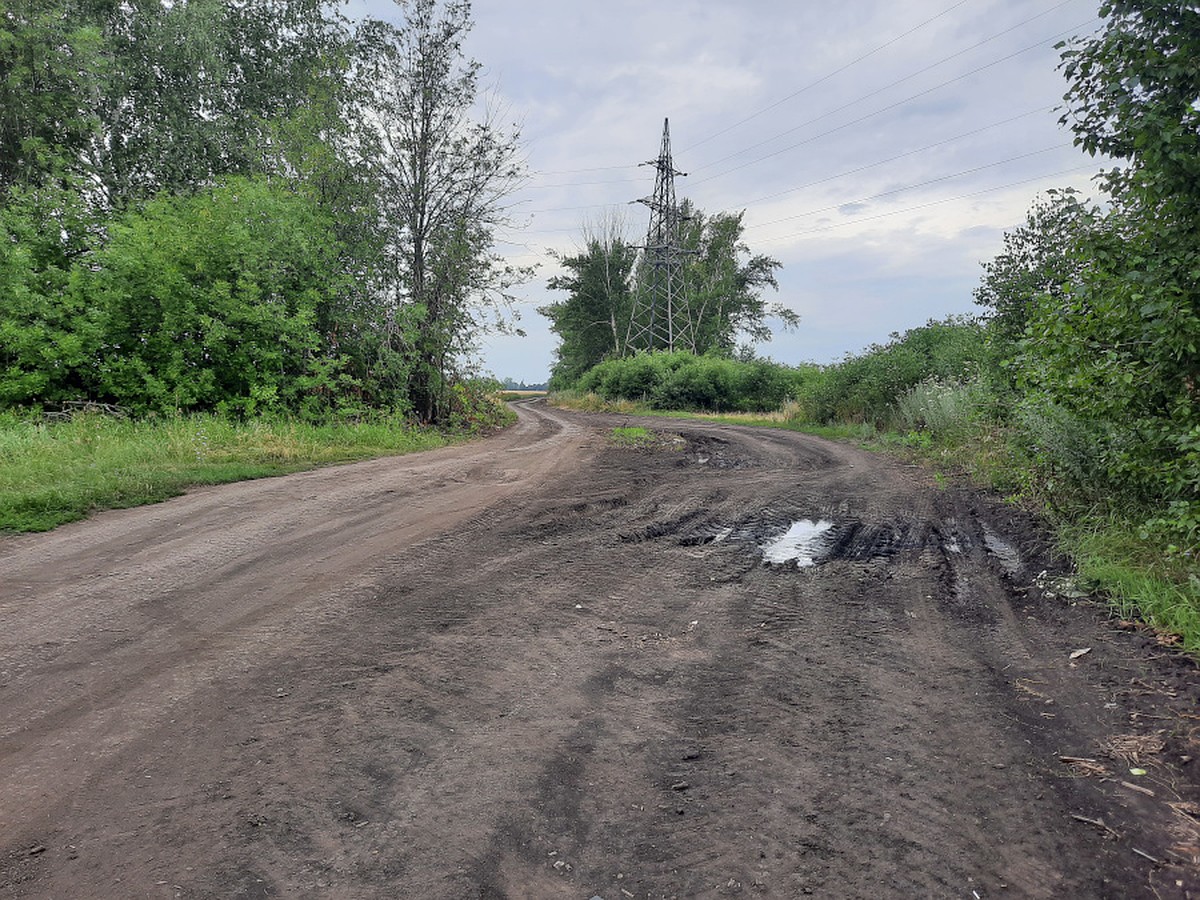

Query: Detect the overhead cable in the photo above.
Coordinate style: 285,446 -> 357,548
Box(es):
679,0 -> 976,153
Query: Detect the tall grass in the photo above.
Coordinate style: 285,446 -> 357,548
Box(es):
0,411 -> 453,532
890,378 -> 984,441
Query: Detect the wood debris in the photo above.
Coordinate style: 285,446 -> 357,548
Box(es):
1060,756 -> 1110,777
1071,813 -> 1121,838
1102,733 -> 1165,766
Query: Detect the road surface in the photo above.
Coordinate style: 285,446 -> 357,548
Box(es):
1,400 -> 1197,898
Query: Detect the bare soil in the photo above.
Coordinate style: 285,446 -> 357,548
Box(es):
2,400 -> 1198,899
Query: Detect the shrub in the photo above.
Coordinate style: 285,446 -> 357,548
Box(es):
891,378 -> 985,441
570,352 -> 807,413
804,317 -> 987,425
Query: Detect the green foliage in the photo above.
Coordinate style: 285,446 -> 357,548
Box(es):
544,203 -> 794,387
441,377 -> 516,433
541,223 -> 638,388
0,0 -> 521,426
1059,2 -> 1200,219
1007,397 -> 1116,506
803,317 -> 988,426
609,425 -> 653,448
0,0 -> 103,191
92,0 -> 348,201
891,378 -> 985,443
1066,519 -> 1200,656
1021,2 -> 1200,551
671,203 -> 793,353
81,177 -> 345,416
973,190 -> 1094,367
0,179 -> 103,403
353,2 -> 528,423
575,351 -> 810,413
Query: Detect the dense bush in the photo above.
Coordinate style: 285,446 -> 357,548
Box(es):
574,352 -> 812,413
891,378 -> 985,442
801,317 -> 988,426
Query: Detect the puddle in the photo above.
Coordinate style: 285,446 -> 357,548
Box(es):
981,524 -> 1022,576
760,519 -> 835,568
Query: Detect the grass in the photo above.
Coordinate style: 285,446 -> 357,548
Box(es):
552,391 -> 876,443
1060,516 -> 1200,657
609,425 -> 654,448
0,411 -> 455,533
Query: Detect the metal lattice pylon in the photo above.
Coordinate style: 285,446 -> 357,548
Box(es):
628,118 -> 692,353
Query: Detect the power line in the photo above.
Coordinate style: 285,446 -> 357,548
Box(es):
519,106 -> 1052,217
691,0 -> 1081,174
679,0 -> 975,153
753,164 -> 1099,245
690,17 -> 1098,188
518,175 -> 644,190
531,164 -> 639,176
734,107 -> 1052,209
744,146 -> 1064,231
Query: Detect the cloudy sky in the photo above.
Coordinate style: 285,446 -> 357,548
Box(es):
356,0 -> 1107,383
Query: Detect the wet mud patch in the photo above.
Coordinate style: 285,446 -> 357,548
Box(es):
679,513 -> 928,570
683,433 -> 762,470
619,508 -> 709,544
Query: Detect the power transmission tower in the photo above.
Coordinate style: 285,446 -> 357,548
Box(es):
628,118 -> 693,353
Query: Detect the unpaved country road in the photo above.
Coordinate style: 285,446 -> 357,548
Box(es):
2,401 -> 1198,899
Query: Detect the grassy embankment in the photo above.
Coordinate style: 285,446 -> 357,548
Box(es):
0,410 -> 505,533
552,341 -> 1200,656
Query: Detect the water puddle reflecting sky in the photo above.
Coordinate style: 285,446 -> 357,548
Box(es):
760,519 -> 835,568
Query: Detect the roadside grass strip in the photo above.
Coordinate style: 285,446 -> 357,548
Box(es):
0,412 -> 451,533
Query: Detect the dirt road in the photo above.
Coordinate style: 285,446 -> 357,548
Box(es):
2,400 -> 1197,899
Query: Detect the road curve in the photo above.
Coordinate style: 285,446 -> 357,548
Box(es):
1,402 -> 1196,898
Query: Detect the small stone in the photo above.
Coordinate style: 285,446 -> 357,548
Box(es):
670,781 -> 690,791
28,845 -> 46,856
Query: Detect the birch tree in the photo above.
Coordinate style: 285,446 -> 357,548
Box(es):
354,0 -> 526,422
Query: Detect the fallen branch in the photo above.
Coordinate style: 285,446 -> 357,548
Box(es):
1071,813 -> 1121,838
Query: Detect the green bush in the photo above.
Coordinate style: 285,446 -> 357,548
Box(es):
572,352 -> 808,413
804,317 -> 987,425
891,378 -> 985,441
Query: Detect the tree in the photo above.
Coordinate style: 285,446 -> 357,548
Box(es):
0,0 -> 104,194
540,213 -> 638,387
1060,2 -> 1200,220
671,202 -> 793,355
88,0 -> 348,205
543,202 -> 794,387
973,190 -> 1096,363
352,0 -> 527,423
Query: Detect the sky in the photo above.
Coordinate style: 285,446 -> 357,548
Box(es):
354,0 -> 1108,384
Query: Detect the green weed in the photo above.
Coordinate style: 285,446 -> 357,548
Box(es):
609,425 -> 654,448
0,411 -> 452,533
